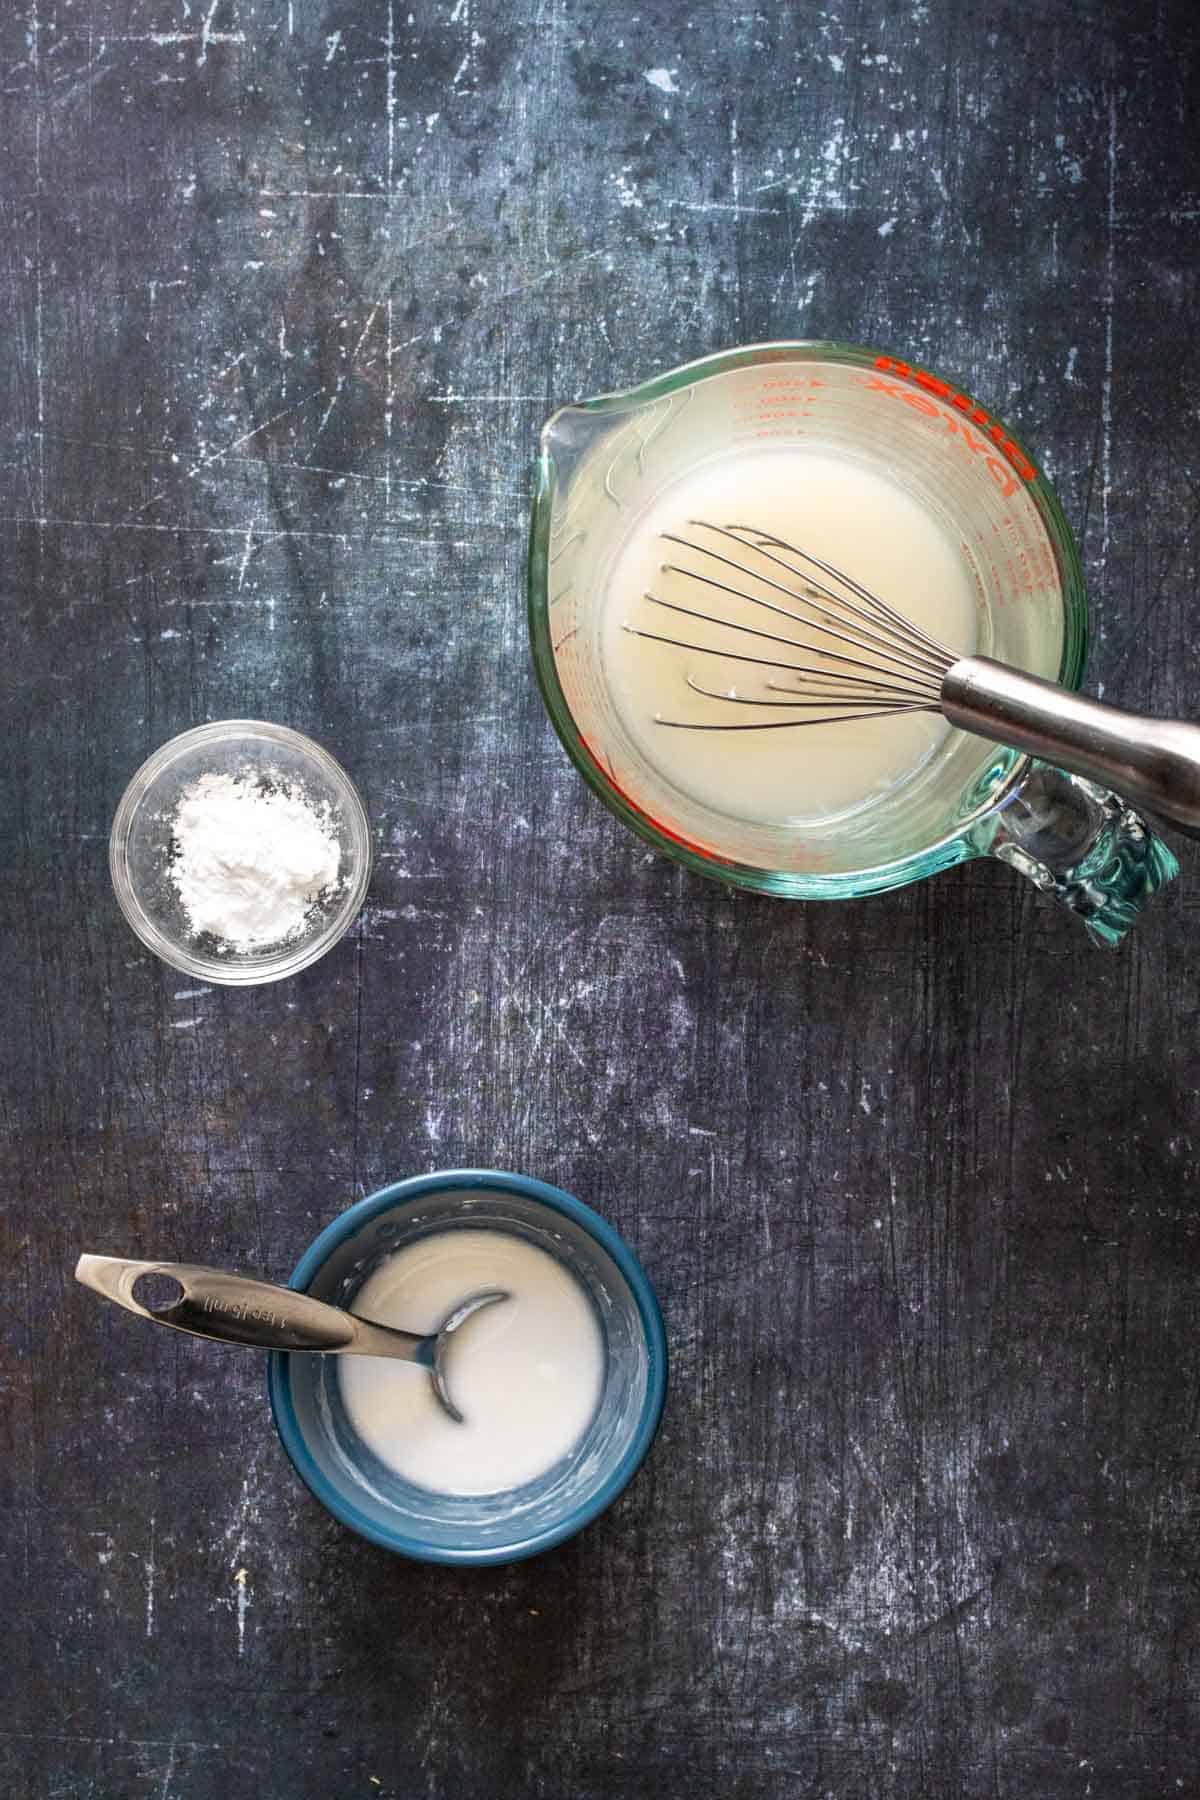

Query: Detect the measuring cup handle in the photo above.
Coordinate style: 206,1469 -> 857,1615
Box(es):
975,763 -> 1179,947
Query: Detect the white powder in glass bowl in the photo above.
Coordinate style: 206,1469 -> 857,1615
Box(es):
168,770 -> 342,949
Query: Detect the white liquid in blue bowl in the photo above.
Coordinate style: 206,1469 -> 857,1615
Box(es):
339,1230 -> 605,1496
268,1172 -> 668,1564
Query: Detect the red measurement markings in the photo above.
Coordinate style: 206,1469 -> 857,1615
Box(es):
577,735 -> 735,868
732,374 -> 825,429
753,377 -> 828,390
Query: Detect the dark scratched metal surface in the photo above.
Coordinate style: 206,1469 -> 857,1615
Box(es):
3,1 -> 1200,1795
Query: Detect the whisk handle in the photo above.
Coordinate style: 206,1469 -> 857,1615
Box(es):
942,657 -> 1200,840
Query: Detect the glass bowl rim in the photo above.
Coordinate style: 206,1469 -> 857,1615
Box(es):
108,719 -> 373,984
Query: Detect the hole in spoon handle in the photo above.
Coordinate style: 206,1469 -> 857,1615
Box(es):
130,1271 -> 186,1313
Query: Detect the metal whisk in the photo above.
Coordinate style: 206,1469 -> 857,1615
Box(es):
625,520 -> 1200,838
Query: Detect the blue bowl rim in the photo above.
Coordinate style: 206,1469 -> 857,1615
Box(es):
267,1168 -> 669,1565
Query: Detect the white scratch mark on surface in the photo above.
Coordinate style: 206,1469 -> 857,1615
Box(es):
236,523 -> 255,591
451,25 -> 486,95
107,31 -> 245,50
224,1456 -> 261,1658
225,1459 -> 260,1563
234,1567 -> 249,1657
644,66 -> 679,94
30,1 -> 45,527
197,0 -> 224,67
173,987 -> 212,1000
277,314 -> 291,400
429,391 -> 550,402
258,188 -> 398,202
145,1514 -> 156,1638
385,2 -> 397,195
313,305 -> 380,443
671,199 -> 781,216
610,167 -> 644,210
878,216 -> 897,236
158,1731 -> 178,1800
1065,345 -> 1078,383
0,513 -> 449,552
188,388 -> 324,478
1100,90 -> 1117,587
4,1732 -> 219,1753
170,1017 -> 201,1030
795,119 -> 856,226
324,30 -> 342,64
384,295 -> 394,515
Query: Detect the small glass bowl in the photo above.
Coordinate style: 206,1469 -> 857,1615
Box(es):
268,1171 -> 669,1565
109,721 -> 372,985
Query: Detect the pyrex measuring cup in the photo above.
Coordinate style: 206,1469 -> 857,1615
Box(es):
528,342 -> 1178,945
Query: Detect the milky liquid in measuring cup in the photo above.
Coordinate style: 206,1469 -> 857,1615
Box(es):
601,447 -> 979,826
338,1230 -> 604,1496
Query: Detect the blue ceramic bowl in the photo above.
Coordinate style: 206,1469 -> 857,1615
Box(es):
267,1170 -> 668,1564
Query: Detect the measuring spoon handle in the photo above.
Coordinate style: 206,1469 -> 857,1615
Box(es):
74,1254 -> 426,1360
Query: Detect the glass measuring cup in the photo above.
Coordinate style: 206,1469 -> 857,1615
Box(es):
528,342 -> 1178,945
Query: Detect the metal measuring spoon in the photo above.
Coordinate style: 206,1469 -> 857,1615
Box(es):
74,1253 -> 508,1424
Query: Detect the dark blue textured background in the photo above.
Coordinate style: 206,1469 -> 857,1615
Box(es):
3,1 -> 1200,1794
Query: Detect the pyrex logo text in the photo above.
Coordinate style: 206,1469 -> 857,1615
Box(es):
863,356 -> 1038,498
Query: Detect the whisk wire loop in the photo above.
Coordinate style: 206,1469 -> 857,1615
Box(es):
626,520 -> 959,731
